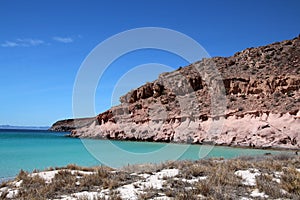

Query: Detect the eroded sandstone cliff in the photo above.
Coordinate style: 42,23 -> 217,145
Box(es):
51,35 -> 300,149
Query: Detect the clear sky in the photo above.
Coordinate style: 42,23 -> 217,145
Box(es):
0,0 -> 299,126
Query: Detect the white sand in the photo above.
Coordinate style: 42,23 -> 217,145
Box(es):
57,169 -> 179,200
31,169 -> 95,183
234,168 -> 260,186
250,189 -> 269,198
118,168 -> 179,199
60,191 -> 103,200
5,189 -> 19,199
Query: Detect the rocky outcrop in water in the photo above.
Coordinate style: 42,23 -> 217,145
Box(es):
51,35 -> 300,149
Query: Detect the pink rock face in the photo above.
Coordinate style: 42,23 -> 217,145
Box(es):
70,111 -> 300,149
53,35 -> 300,149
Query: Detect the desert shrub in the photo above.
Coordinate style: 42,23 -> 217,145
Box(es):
77,195 -> 90,200
256,174 -> 284,198
121,162 -> 173,174
78,193 -> 121,200
138,187 -> 158,199
108,190 -> 122,200
0,181 -> 7,188
196,181 -> 210,197
180,163 -> 209,179
196,179 -> 235,200
224,159 -> 252,171
80,173 -> 103,190
80,167 -> 111,189
254,159 -> 283,172
192,162 -> 245,199
66,163 -> 83,170
164,188 -> 174,197
0,190 -> 9,200
95,167 -> 110,178
81,168 -> 133,190
174,190 -> 199,200
36,170 -> 78,198
16,169 -> 29,181
164,179 -> 200,200
17,171 -> 48,199
209,166 -> 241,186
102,177 -> 120,189
281,167 -> 300,196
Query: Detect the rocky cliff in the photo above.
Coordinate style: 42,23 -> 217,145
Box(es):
51,35 -> 300,149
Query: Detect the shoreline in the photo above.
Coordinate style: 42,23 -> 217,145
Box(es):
64,133 -> 300,152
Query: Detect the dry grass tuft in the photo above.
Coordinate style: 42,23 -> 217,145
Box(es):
256,174 -> 284,198
281,167 -> 300,196
17,170 -> 48,199
138,187 -> 160,199
193,164 -> 244,199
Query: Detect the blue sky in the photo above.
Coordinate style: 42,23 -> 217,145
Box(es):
0,0 -> 299,126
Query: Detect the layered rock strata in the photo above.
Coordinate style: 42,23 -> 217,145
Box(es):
51,35 -> 300,149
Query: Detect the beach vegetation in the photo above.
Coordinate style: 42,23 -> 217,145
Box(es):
1,154 -> 299,199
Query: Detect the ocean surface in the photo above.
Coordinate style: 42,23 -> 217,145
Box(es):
0,129 -> 287,182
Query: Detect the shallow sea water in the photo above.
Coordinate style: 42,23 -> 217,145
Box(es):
0,129 -> 285,181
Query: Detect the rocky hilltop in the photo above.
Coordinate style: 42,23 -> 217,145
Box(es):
50,117 -> 95,132
51,35 -> 300,149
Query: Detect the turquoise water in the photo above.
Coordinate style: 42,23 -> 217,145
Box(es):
0,129 -> 285,181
